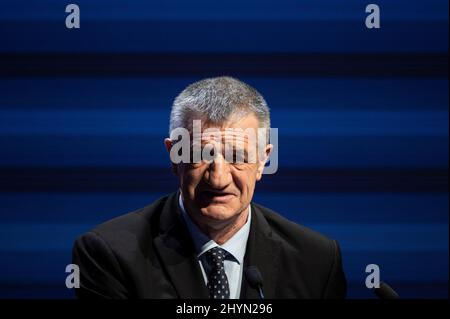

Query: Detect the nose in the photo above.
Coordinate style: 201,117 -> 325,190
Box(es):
204,154 -> 232,189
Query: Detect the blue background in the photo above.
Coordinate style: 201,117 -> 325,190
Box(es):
0,0 -> 448,298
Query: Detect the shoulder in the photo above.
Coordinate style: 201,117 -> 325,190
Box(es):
74,193 -> 173,252
251,202 -> 337,258
251,202 -> 347,298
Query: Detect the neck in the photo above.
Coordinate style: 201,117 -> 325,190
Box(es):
200,207 -> 249,245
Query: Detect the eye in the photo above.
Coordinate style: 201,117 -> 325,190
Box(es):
233,150 -> 248,164
189,162 -> 204,168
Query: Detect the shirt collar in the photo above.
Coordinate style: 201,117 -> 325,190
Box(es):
178,193 -> 251,265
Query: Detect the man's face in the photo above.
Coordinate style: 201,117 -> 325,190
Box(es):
165,114 -> 271,229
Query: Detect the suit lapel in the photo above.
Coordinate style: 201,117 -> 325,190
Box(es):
153,192 -> 209,298
240,203 -> 281,299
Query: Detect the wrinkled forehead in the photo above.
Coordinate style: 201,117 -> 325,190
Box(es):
184,111 -> 261,132
198,128 -> 258,145
199,115 -> 264,144
170,112 -> 269,150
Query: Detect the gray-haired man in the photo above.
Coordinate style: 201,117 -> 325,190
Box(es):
73,76 -> 347,299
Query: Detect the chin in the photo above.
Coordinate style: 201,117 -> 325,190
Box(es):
199,205 -> 238,221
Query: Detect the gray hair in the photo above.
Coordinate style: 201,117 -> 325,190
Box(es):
169,76 -> 270,134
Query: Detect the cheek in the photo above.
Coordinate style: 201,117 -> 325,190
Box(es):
181,166 -> 205,190
232,168 -> 257,199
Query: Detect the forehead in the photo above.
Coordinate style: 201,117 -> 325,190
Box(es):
200,113 -> 260,131
199,113 -> 260,144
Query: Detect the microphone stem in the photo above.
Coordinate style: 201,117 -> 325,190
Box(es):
258,286 -> 265,299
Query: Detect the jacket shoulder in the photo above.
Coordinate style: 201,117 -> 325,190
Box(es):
251,202 -> 347,298
252,202 -> 335,254
78,194 -> 172,249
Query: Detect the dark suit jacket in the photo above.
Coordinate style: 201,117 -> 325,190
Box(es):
72,192 -> 347,299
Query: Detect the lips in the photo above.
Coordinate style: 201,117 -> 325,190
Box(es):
200,190 -> 236,203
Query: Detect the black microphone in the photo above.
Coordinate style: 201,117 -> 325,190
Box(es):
373,281 -> 400,299
245,266 -> 264,299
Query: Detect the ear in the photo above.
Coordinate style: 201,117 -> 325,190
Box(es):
164,138 -> 179,175
256,143 -> 273,181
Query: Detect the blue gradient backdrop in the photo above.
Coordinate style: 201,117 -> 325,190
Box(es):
0,0 -> 448,298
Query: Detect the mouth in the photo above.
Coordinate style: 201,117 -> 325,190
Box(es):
200,190 -> 236,203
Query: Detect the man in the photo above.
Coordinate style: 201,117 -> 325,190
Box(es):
72,76 -> 347,299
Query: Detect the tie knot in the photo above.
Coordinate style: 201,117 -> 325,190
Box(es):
205,247 -> 228,266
